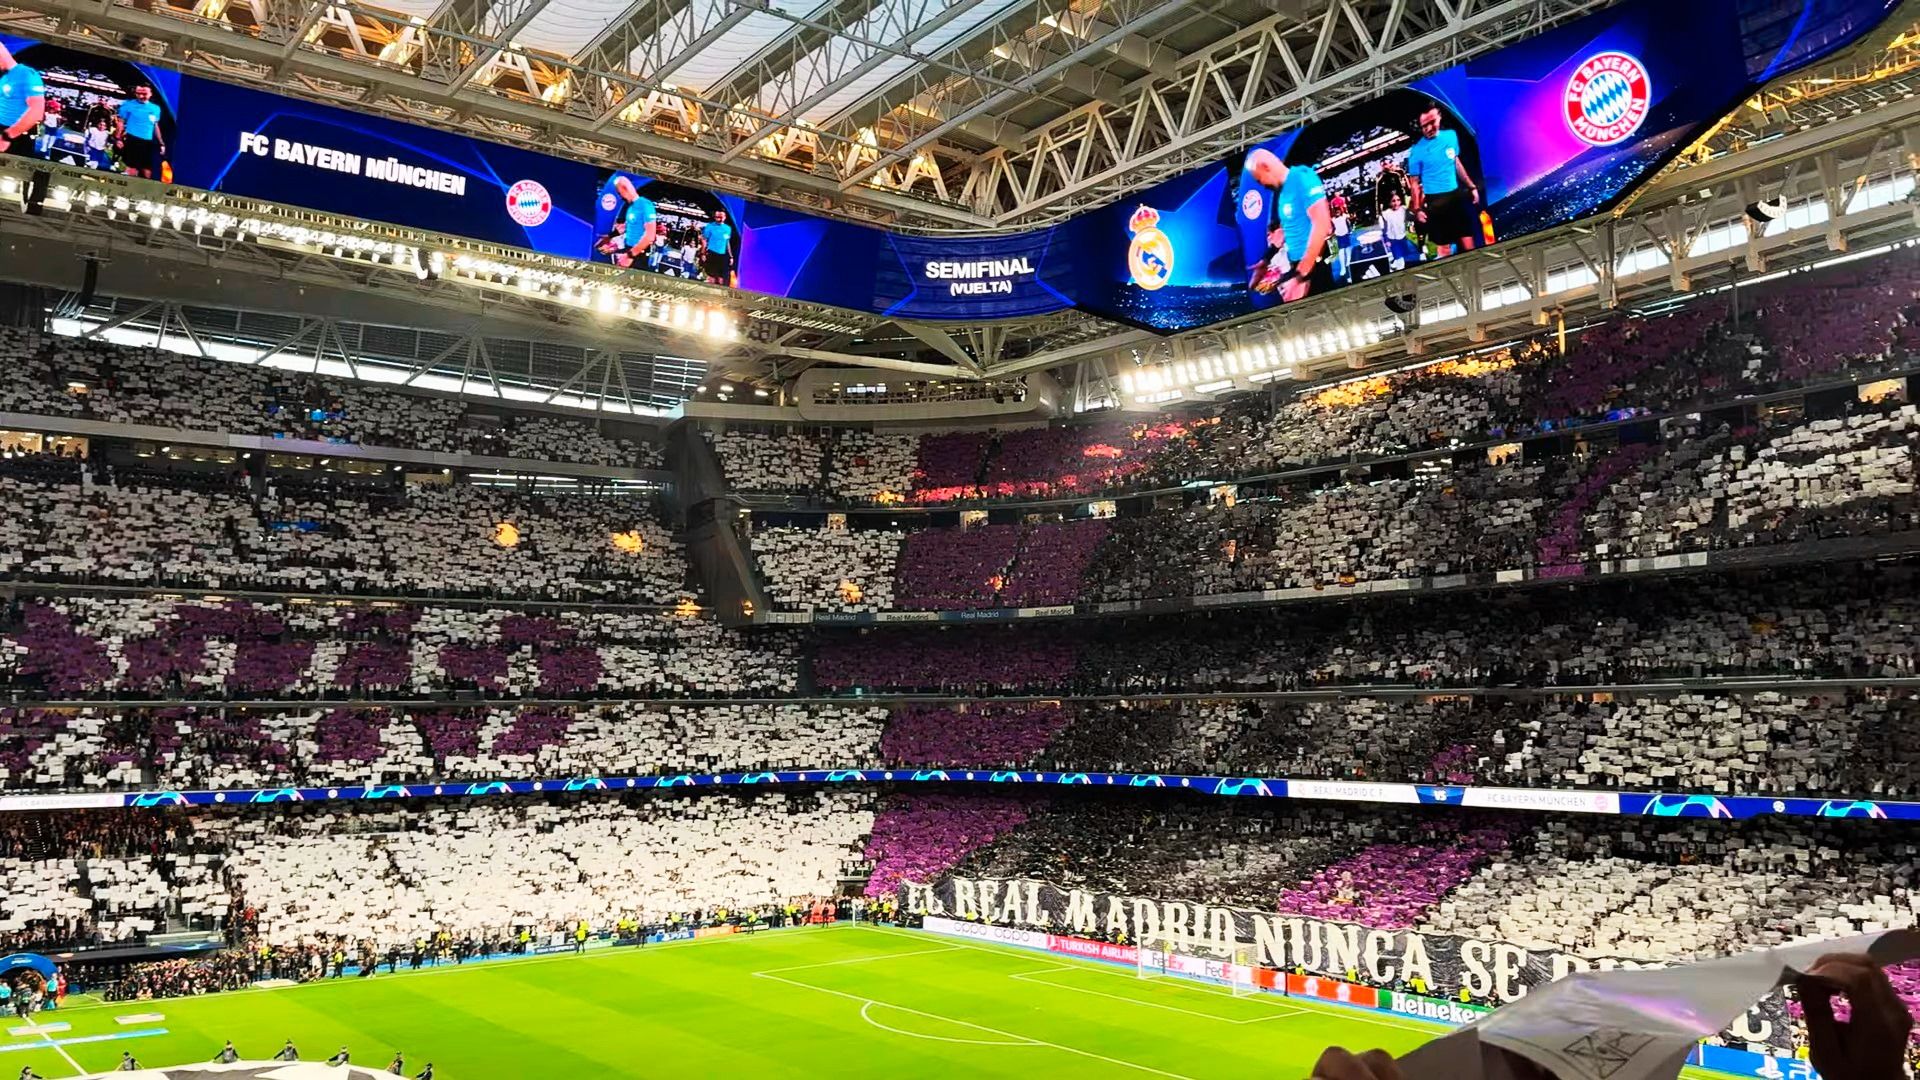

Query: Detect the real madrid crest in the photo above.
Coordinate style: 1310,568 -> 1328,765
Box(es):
1127,204 -> 1174,291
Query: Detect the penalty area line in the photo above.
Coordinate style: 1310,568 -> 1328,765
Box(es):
755,970 -> 1203,1080
751,944 -> 963,975
1008,966 -> 1307,1025
857,1002 -> 1037,1046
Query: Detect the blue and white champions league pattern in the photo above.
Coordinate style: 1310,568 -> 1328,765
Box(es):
7,772 -> 1915,821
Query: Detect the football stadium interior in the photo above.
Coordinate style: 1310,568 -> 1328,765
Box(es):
3,0 -> 1920,1076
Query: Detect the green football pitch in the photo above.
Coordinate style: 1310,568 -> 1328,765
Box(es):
2,924 -> 1454,1078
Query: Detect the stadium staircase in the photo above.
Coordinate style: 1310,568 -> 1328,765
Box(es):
664,424 -> 768,623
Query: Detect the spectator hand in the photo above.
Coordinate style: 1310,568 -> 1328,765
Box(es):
1310,1047 -> 1403,1080
1796,953 -> 1914,1080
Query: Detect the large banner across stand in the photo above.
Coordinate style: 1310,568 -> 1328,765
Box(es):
0,0 -> 1900,330
907,877 -> 1807,1059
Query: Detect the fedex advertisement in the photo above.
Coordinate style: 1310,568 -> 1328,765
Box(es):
0,0 -> 1900,331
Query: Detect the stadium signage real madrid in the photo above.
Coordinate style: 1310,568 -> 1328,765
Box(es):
904,874 -> 1799,1053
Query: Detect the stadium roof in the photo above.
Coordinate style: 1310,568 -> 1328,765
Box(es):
0,0 -> 1619,230
2,0 -> 1919,413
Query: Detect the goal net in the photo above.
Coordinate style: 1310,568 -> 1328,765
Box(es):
1135,936 -> 1262,997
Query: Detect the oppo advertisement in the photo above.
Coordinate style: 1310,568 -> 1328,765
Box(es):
0,0 -> 1897,331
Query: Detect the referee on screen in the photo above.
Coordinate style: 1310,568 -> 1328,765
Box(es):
604,175 -> 659,269
1245,147 -> 1333,304
1406,101 -> 1481,258
0,44 -> 46,158
113,84 -> 164,179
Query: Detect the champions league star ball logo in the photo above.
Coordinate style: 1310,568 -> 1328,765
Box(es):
1565,52 -> 1651,146
1127,204 -> 1174,291
505,179 -> 553,227
1817,799 -> 1889,819
1644,793 -> 1733,818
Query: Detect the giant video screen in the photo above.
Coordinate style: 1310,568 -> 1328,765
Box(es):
0,0 -> 1901,332
1068,0 -> 1782,330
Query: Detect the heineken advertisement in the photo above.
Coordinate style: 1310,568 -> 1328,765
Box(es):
904,874 -> 1804,1055
1377,990 -> 1493,1026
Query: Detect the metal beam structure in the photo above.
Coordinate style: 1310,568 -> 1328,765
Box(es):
1047,86 -> 1920,406
5,0 -> 1920,417
842,0 -> 1202,190
717,0 -> 1002,164
960,0 -> 1614,224
0,0 -> 1651,229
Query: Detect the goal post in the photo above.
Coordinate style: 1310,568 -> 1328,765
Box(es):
1134,935 -> 1263,997
1136,937 -> 1175,980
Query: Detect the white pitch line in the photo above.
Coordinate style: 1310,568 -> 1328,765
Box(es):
1008,967 -> 1306,1025
30,1020 -> 85,1078
752,944 -> 962,975
858,1001 -> 1038,1046
755,969 -> 1203,1080
46,924 -> 843,1018
858,925 -> 1446,1039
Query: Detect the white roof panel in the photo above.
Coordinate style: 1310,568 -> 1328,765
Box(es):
510,0 -> 639,57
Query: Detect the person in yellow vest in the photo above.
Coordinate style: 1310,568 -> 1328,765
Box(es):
1409,975 -> 1427,996
1458,986 -> 1473,1003
574,920 -> 589,954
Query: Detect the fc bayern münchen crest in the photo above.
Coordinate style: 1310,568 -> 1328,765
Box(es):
1565,51 -> 1651,146
505,179 -> 553,226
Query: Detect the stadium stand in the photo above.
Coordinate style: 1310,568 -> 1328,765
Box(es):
812,563 -> 1920,694
747,524 -> 901,612
1,597 -> 796,698
824,430 -> 918,503
680,252 -> 1920,517
748,401 -> 1916,612
0,459 -> 686,601
941,794 -> 1920,960
704,428 -> 827,494
0,328 -> 660,468
215,792 -> 871,949
0,702 -> 882,792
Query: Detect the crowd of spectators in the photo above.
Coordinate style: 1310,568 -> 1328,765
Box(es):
0,701 -> 882,792
0,458 -> 688,602
940,793 -> 1919,976
704,428 -> 828,494
0,328 -> 660,468
750,400 -> 1916,612
1024,690 -> 1920,799
813,561 -> 1920,694
1,812 -> 227,951
749,524 -> 900,612
4,792 -> 873,1001
0,596 -> 798,700
706,246 -> 1920,513
11,683 -> 1912,803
